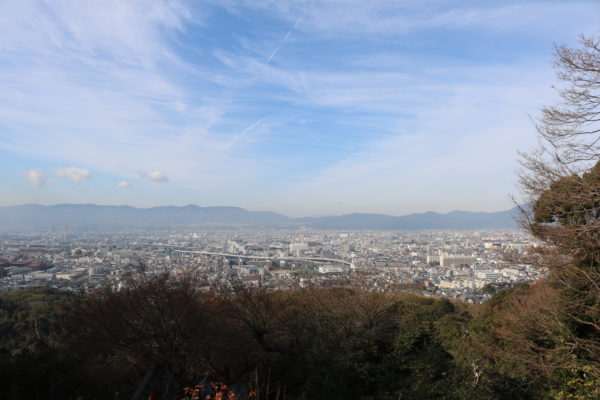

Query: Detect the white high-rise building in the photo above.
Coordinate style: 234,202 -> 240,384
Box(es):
439,254 -> 476,267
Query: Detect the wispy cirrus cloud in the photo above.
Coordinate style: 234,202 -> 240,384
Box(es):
0,0 -> 268,190
260,64 -> 557,216
218,0 -> 597,37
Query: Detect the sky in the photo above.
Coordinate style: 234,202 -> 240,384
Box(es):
0,0 -> 598,217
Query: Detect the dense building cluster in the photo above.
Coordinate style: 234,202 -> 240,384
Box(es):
0,229 -> 544,303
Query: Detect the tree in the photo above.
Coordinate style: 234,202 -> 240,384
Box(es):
515,34 -> 600,389
67,269 -> 219,385
519,35 -> 600,195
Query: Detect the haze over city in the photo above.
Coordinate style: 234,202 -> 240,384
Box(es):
1,0 -> 598,217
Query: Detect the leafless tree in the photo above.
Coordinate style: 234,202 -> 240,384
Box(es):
519,35 -> 600,196
67,269 -> 218,382
515,34 -> 600,379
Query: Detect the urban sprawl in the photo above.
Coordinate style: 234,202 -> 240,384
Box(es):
0,229 -> 544,303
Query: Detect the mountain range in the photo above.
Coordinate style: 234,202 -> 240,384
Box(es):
0,204 -> 520,230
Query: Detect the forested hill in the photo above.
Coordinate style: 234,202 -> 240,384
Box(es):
0,283 -> 554,400
0,203 -> 518,230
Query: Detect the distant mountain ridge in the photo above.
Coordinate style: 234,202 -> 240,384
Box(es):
0,204 -> 519,230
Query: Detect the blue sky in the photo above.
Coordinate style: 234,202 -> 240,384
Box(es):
0,0 -> 598,217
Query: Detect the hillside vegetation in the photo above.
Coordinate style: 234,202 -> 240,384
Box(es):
0,279 -> 562,400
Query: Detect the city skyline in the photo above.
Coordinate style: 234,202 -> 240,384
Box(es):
1,1 -> 598,217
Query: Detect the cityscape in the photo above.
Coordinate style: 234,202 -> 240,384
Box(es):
0,227 -> 543,304
1,1 -> 598,398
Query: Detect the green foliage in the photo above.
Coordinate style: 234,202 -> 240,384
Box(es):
481,284 -> 531,311
0,287 -> 137,399
549,366 -> 600,400
0,286 -> 74,352
482,284 -> 497,295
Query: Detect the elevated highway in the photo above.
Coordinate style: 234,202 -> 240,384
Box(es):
173,249 -> 353,266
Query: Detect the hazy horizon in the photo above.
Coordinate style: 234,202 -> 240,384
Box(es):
1,1 -> 598,217
0,201 -> 519,219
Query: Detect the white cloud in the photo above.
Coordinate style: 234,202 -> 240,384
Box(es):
0,1 -> 266,190
117,181 -> 131,188
0,0 -> 192,65
55,167 -> 92,184
26,169 -> 52,187
141,171 -> 169,183
218,1 -> 598,37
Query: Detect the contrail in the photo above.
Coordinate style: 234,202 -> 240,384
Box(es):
266,16 -> 303,65
226,118 -> 264,148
